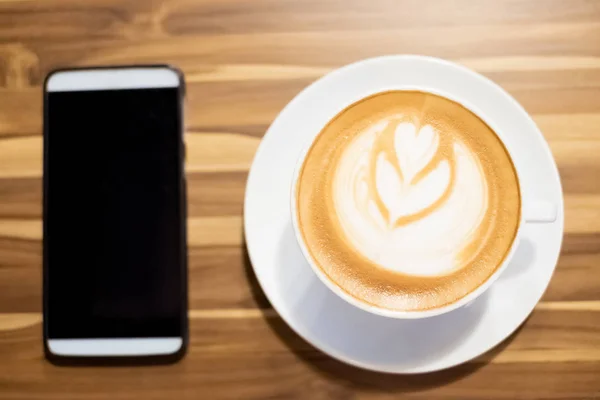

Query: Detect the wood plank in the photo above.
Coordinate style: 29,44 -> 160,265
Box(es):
26,23 -> 600,69
0,310 -> 598,399
2,308 -> 600,364
2,74 -> 600,138
0,241 -> 272,313
0,171 -> 249,219
0,193 -> 596,242
0,362 -> 596,400
0,29 -> 599,135
4,113 -> 600,175
1,0 -> 600,43
0,234 -> 598,314
161,0 -> 600,34
0,166 -> 598,220
4,301 -> 600,331
536,301 -> 600,311
0,132 -> 263,175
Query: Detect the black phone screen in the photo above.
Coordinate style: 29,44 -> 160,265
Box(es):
44,86 -> 186,339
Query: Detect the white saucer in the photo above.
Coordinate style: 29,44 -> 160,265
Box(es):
244,55 -> 564,373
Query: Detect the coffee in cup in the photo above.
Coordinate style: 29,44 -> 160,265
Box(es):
293,90 -> 521,312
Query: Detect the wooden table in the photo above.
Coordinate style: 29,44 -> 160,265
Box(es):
1,0 -> 599,398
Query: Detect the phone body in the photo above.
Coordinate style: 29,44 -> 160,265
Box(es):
42,66 -> 187,362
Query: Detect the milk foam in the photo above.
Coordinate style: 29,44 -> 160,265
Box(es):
332,117 -> 489,277
296,90 -> 521,311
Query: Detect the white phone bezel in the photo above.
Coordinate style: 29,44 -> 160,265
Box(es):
46,67 -> 180,92
47,338 -> 183,357
45,66 -> 184,358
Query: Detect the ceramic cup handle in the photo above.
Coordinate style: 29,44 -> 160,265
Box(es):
524,200 -> 557,223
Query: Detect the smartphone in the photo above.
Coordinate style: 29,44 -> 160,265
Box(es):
43,66 -> 187,361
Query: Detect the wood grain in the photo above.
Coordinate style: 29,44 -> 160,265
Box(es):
0,0 -> 599,398
0,310 -> 600,399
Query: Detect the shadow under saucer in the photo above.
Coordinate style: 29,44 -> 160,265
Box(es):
271,222 -> 489,372
240,225 -> 533,387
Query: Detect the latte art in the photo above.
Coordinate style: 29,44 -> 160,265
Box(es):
333,118 -> 489,276
296,91 -> 520,311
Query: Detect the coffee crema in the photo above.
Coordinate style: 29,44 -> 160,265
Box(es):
295,91 -> 521,311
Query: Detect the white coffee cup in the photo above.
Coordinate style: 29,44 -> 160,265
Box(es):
289,56 -> 557,319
